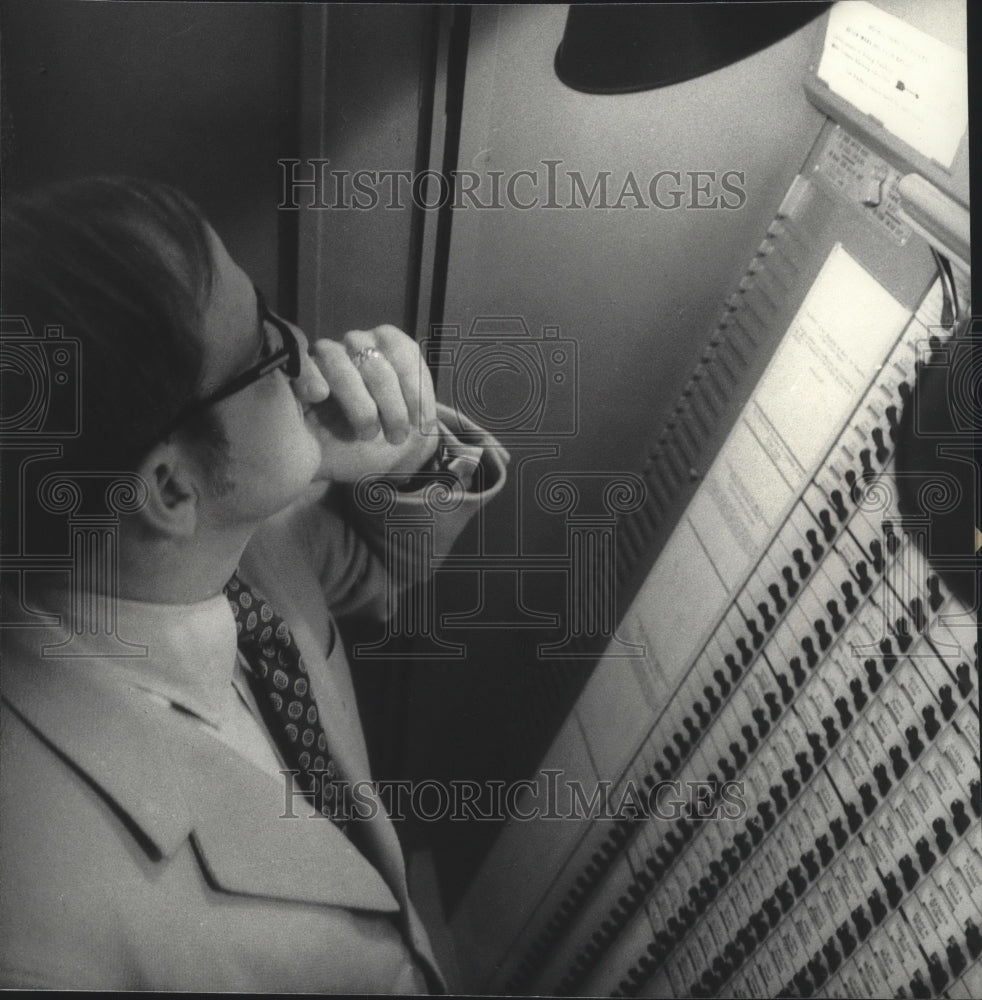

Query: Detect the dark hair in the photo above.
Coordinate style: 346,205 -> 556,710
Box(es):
1,175 -> 216,472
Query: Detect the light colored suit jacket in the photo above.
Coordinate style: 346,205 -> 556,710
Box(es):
0,406 -> 508,991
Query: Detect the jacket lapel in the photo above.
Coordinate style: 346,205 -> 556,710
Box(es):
2,642 -> 399,913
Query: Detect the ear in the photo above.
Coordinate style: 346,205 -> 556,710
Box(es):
132,441 -> 200,538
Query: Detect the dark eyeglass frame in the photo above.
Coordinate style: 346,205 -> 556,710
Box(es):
156,284 -> 302,442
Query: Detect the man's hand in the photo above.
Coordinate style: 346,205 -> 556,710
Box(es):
304,324 -> 439,483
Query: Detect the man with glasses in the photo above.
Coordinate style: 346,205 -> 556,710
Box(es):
0,176 -> 508,991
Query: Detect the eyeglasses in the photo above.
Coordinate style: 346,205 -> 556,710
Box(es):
156,284 -> 302,441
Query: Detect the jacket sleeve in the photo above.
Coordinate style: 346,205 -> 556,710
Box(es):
258,403 -> 509,622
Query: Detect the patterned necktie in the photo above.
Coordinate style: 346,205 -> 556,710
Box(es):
224,572 -> 350,832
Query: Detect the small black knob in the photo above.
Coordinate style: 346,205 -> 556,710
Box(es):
916,837 -> 936,873
956,661 -> 973,697
927,574 -> 943,612
873,762 -> 892,796
966,919 -> 982,959
730,741 -> 747,769
793,548 -> 811,579
807,955 -> 827,988
909,972 -> 931,999
764,691 -> 781,720
775,882 -> 793,911
815,619 -> 832,650
758,800 -> 775,829
894,618 -> 912,653
724,654 -> 741,682
841,580 -> 858,613
741,725 -> 758,753
834,696 -> 853,728
793,970 -> 814,997
899,854 -> 918,890
855,560 -> 872,593
815,834 -> 833,866
752,707 -> 770,737
801,850 -> 819,880
880,637 -> 897,671
872,427 -> 889,465
795,751 -> 813,782
768,583 -> 787,614
852,906 -> 871,940
822,716 -> 839,746
939,684 -> 957,720
909,596 -> 926,633
952,799 -> 970,835
835,923 -> 856,956
778,673 -> 794,704
827,599 -> 845,631
734,832 -> 751,859
788,866 -> 807,896
757,602 -> 776,632
703,685 -> 720,713
822,939 -> 841,973
883,520 -> 901,554
808,731 -> 826,764
684,715 -> 701,741
890,745 -> 908,778
819,509 -> 836,542
736,636 -> 753,665
747,817 -> 763,846
806,528 -> 824,561
869,538 -> 885,574
946,937 -> 967,977
830,817 -> 847,849
932,817 -> 953,854
783,565 -> 800,596
859,783 -> 877,815
850,677 -> 867,710
714,669 -> 731,697
922,704 -> 940,739
885,403 -> 900,437
845,801 -> 862,833
906,725 -> 924,759
868,888 -> 886,924
783,768 -> 801,799
770,785 -> 787,814
864,658 -> 882,691
801,636 -> 818,668
927,952 -> 949,993
883,871 -> 902,907
830,489 -> 848,521
790,656 -> 806,686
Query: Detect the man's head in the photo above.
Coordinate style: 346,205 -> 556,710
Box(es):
2,176 -> 328,556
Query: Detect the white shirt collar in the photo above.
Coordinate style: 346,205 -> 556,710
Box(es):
17,584 -> 241,730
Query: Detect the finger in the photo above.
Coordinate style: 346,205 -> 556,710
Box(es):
343,332 -> 411,444
286,322 -> 329,405
370,325 -> 438,432
310,338 -> 381,441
